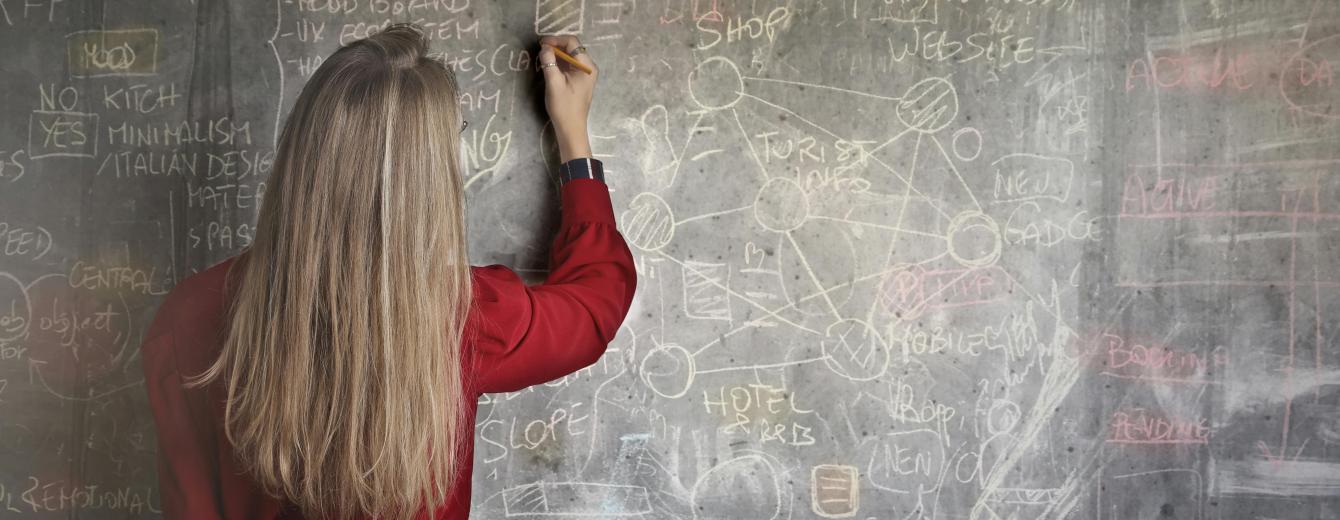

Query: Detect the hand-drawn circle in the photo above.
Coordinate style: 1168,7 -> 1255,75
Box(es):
951,127 -> 983,161
896,77 -> 959,133
987,399 -> 1022,436
621,192 -> 675,251
24,274 -> 134,399
688,57 -> 744,110
640,344 -> 695,399
946,210 -> 1002,268
752,178 -> 809,232
1280,34 -> 1340,121
0,272 -> 31,341
691,453 -> 786,520
820,319 -> 890,381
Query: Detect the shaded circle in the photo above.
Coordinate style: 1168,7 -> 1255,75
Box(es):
897,77 -> 959,133
876,264 -> 928,320
753,178 -> 809,232
946,210 -> 1001,268
688,57 -> 744,110
820,319 -> 890,381
640,344 -> 696,399
621,192 -> 675,251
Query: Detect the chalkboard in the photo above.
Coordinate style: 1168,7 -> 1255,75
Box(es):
2,0 -> 1339,518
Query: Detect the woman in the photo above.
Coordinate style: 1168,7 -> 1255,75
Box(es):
140,23 -> 637,519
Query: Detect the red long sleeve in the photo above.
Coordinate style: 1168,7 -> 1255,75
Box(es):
468,178 -> 638,394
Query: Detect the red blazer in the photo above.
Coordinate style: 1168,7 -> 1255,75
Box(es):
140,179 -> 637,519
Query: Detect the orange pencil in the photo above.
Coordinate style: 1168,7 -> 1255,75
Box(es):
548,45 -> 593,75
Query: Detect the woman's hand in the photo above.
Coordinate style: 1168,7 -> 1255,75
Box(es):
538,35 -> 598,163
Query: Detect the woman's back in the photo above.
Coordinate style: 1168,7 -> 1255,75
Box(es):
140,24 -> 634,519
142,177 -> 635,519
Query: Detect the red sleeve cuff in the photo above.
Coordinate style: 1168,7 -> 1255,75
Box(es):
560,178 -> 616,225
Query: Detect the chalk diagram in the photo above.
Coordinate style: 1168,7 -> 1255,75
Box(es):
630,56 -> 1030,401
0,271 -> 142,402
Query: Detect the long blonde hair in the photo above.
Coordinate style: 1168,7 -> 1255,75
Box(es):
184,23 -> 473,520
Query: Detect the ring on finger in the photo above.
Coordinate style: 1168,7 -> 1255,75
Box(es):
541,62 -> 557,68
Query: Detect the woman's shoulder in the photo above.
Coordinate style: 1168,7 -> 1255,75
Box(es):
464,264 -> 532,355
142,255 -> 243,373
470,263 -> 524,294
467,264 -> 529,321
161,255 -> 241,313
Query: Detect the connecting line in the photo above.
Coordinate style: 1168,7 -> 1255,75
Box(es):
786,230 -> 843,320
739,90 -> 954,223
674,205 -> 752,226
808,215 -> 947,239
656,250 -> 821,336
867,154 -> 955,221
994,267 -> 1077,337
731,108 -> 770,181
866,126 -> 917,156
866,132 -> 923,323
930,135 -> 984,212
694,356 -> 829,375
665,111 -> 707,187
739,92 -> 846,142
742,76 -> 903,102
692,251 -> 948,357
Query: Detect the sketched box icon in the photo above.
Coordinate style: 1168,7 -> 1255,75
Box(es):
535,0 -> 584,35
811,464 -> 859,518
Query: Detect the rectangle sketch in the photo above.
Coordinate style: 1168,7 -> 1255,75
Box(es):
811,464 -> 860,518
535,0 -> 585,35
683,260 -> 731,321
66,28 -> 160,78
502,482 -> 651,517
28,111 -> 99,159
1099,469 -> 1202,520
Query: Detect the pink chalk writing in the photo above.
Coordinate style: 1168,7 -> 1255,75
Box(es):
1126,47 -> 1334,95
1119,171 -> 1221,216
1099,332 -> 1228,385
1108,408 -> 1210,445
879,265 -> 1012,318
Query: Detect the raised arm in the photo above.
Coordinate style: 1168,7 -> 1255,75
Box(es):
470,176 -> 637,393
466,34 -> 636,394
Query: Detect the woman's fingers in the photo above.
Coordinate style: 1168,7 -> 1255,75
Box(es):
560,36 -> 597,74
536,43 -> 565,86
572,44 -> 596,74
538,35 -> 596,76
547,35 -> 574,52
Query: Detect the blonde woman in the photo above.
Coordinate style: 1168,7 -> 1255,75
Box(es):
140,23 -> 636,519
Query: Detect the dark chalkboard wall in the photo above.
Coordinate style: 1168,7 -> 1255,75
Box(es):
2,0 -> 1340,517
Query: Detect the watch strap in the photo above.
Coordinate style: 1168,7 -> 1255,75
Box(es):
558,157 -> 605,185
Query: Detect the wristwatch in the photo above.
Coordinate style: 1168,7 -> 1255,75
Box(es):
557,157 -> 605,185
